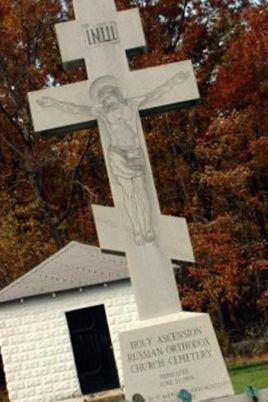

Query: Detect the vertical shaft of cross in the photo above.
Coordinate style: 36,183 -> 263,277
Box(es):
126,243 -> 182,320
92,81 -> 183,319
84,36 -> 184,318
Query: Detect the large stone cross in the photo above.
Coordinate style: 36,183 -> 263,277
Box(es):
28,0 -> 199,320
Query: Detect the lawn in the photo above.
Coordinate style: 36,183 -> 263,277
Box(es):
228,361 -> 268,394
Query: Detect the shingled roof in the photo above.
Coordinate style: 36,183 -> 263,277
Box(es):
0,241 -> 129,303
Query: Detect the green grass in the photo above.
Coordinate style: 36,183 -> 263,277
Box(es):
228,361 -> 268,394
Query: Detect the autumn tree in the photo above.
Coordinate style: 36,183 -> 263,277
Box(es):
0,0 -> 267,340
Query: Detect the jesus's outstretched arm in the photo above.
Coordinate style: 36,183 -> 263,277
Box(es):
135,71 -> 190,107
37,96 -> 95,117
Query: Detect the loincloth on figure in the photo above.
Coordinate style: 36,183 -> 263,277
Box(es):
108,146 -> 146,180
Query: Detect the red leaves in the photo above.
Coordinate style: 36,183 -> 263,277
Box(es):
251,260 -> 268,272
0,0 -> 267,336
249,137 -> 268,170
210,7 -> 268,111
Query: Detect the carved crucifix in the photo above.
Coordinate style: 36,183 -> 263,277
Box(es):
28,0 -> 199,320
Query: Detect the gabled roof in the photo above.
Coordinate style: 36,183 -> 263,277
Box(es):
0,241 -> 129,303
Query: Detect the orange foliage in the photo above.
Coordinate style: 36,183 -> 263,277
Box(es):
0,0 -> 267,337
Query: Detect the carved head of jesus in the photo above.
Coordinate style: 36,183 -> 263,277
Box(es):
90,75 -> 125,112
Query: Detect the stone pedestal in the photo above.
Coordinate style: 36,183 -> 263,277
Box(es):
119,312 -> 234,402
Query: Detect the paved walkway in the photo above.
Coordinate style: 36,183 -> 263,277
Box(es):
63,389 -> 124,402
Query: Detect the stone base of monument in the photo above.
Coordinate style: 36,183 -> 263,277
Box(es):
119,312 -> 234,402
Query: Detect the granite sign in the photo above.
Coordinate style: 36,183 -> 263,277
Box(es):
120,313 -> 233,401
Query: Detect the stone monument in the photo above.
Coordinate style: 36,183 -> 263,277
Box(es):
28,0 -> 235,400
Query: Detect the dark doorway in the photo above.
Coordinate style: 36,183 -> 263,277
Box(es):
66,305 -> 120,395
0,351 -> 8,401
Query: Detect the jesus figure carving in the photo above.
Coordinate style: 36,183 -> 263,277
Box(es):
38,71 -> 189,245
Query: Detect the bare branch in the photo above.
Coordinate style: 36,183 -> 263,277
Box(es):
166,0 -> 190,53
58,134 -> 98,224
0,102 -> 32,148
6,179 -> 29,193
75,180 -> 97,201
0,58 -> 20,110
0,133 -> 26,161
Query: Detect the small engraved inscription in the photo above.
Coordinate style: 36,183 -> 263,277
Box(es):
83,21 -> 119,47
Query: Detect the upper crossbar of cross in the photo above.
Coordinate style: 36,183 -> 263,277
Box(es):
56,0 -> 146,70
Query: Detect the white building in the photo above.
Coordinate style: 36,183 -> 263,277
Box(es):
0,241 -> 138,402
